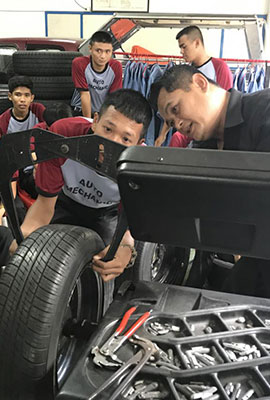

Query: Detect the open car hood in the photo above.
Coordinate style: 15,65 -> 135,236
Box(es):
79,12 -> 265,56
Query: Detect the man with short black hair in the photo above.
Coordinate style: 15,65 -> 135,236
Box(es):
176,25 -> 233,90
168,26 -> 233,149
0,75 -> 45,222
71,30 -> 122,118
149,64 -> 270,298
0,75 -> 45,136
19,89 -> 152,283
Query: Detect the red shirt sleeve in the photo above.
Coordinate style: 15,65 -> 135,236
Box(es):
0,109 -> 12,137
30,102 -> 45,121
169,132 -> 191,148
212,58 -> 233,90
109,59 -> 123,92
72,56 -> 89,90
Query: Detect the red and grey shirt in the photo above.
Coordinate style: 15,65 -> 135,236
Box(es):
35,116 -> 120,209
0,102 -> 45,138
71,56 -> 122,113
196,57 -> 233,90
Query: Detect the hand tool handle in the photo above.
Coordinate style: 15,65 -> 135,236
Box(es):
115,306 -> 137,334
124,311 -> 151,338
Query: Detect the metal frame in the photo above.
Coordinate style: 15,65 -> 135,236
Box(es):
88,12 -> 265,59
0,128 -> 126,251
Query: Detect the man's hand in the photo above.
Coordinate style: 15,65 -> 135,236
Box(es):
9,239 -> 18,255
0,204 -> 5,223
92,244 -> 133,282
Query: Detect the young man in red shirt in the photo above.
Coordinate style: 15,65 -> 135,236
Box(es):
18,89 -> 152,284
71,30 -> 122,118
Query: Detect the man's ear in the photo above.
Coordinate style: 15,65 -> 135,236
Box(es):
193,72 -> 208,92
30,94 -> 34,103
89,44 -> 92,54
194,38 -> 200,48
8,92 -> 12,101
137,137 -> 145,145
91,112 -> 99,132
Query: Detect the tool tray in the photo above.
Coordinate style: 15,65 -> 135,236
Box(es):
57,282 -> 270,399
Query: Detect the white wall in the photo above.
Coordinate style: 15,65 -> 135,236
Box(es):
1,0 -> 268,13
0,0 -> 89,11
149,0 -> 268,14
0,0 -> 269,59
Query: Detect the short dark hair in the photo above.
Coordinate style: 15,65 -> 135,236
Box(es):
8,75 -> 33,93
149,64 -> 217,111
99,89 -> 152,138
89,31 -> 113,46
176,25 -> 204,46
43,102 -> 73,127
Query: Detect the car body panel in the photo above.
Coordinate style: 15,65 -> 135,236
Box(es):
0,37 -> 83,52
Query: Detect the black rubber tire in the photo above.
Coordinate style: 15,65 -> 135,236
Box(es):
35,99 -> 72,108
0,224 -> 105,400
30,76 -> 75,100
13,51 -> 82,76
0,97 -> 12,114
133,241 -> 190,285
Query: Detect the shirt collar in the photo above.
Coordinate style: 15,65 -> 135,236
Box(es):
224,88 -> 244,128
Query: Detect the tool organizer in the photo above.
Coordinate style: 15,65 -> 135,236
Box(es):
122,306 -> 270,399
57,282 -> 270,400
90,306 -> 270,399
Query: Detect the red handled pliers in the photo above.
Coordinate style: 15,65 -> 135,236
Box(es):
91,306 -> 151,367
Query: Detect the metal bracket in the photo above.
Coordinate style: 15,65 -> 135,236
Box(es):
0,128 -> 126,251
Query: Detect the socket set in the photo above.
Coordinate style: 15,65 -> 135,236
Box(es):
95,305 -> 270,399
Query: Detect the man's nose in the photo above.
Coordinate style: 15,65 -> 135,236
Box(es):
175,118 -> 184,130
108,133 -> 121,144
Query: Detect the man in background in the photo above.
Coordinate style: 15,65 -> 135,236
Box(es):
150,64 -> 270,298
169,25 -> 233,148
176,25 -> 233,90
71,30 -> 122,117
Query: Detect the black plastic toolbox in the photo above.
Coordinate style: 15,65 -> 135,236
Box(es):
57,281 -> 270,400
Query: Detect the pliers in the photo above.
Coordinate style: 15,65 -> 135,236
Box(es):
91,306 -> 151,367
88,335 -> 158,400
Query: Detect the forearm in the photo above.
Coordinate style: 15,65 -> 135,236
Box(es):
80,91 -> 91,118
21,195 -> 57,237
11,181 -> 17,198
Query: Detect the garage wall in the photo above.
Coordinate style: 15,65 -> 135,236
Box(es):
150,0 -> 268,14
0,0 -> 269,58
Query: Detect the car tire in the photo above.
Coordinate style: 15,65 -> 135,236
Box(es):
0,224 -> 106,400
0,97 -> 12,114
35,99 -> 72,108
13,51 -> 82,76
133,241 -> 191,284
30,76 -> 75,100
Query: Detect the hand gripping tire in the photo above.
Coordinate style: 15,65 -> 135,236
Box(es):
0,224 -> 107,400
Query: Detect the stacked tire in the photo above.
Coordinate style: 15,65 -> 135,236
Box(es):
12,51 -> 82,107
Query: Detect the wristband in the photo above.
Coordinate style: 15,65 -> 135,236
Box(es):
120,244 -> 137,269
